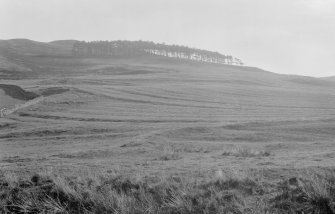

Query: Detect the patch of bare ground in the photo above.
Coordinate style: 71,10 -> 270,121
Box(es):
0,84 -> 38,100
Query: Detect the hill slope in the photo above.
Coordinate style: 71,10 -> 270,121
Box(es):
0,38 -> 335,175
1,39 -> 335,214
0,39 -> 74,74
321,76 -> 335,82
0,39 -> 71,56
0,39 -> 333,87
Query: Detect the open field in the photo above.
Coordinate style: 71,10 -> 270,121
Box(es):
0,39 -> 335,213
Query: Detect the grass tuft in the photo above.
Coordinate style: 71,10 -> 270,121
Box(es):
222,145 -> 272,157
272,169 -> 335,213
157,145 -> 182,161
0,168 -> 334,213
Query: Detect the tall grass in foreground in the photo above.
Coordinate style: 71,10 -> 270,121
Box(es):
0,168 -> 334,213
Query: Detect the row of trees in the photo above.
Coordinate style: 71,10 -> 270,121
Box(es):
72,41 -> 244,65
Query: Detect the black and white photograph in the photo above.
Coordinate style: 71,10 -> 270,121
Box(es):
1,0 -> 335,213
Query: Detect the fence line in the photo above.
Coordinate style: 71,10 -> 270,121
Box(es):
0,96 -> 44,118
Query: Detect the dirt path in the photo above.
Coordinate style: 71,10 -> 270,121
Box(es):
0,96 -> 43,118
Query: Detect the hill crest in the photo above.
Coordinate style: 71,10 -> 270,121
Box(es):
0,39 -> 244,66
72,40 -> 244,66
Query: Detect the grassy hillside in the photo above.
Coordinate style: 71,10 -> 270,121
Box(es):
0,39 -> 335,213
0,39 -> 72,56
0,39 -> 75,76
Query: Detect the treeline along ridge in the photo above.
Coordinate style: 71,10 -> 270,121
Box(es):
72,40 -> 244,65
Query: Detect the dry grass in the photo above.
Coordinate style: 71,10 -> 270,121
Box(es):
0,168 -> 334,213
272,169 -> 335,213
156,143 -> 210,161
222,145 -> 272,158
157,144 -> 182,161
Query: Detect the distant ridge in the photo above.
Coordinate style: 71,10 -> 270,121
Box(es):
0,39 -> 71,56
0,39 -> 244,66
72,40 -> 244,66
321,76 -> 335,81
0,38 -> 334,97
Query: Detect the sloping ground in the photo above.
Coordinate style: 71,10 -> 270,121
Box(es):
1,39 -> 335,214
0,38 -> 335,179
1,57 -> 335,175
0,39 -> 72,56
322,76 -> 335,82
0,39 -> 76,78
0,55 -> 31,72
0,38 -> 334,87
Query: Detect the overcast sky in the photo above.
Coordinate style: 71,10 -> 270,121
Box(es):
1,0 -> 334,77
